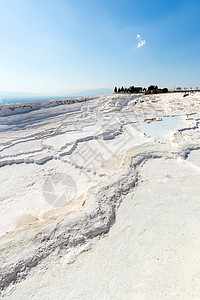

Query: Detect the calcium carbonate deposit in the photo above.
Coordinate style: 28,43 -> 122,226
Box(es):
1,92 -> 200,299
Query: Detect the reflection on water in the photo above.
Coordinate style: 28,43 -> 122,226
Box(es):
141,116 -> 182,138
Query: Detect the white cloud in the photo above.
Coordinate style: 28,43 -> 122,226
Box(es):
136,34 -> 146,48
137,39 -> 146,48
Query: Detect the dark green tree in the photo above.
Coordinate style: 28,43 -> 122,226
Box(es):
148,85 -> 158,91
129,86 -> 135,93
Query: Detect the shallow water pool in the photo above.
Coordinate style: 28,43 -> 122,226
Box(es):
141,116 -> 182,138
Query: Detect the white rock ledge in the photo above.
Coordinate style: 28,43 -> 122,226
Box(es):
1,92 -> 200,298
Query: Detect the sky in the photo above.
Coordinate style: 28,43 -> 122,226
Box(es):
0,0 -> 199,93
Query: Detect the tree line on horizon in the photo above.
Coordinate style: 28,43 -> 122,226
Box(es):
113,85 -> 168,94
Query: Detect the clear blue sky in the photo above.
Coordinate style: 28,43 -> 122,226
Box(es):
0,0 -> 199,93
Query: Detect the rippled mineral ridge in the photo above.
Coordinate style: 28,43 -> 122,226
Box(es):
1,92 -> 200,299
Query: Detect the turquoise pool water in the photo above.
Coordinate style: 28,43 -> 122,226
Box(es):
141,116 -> 182,138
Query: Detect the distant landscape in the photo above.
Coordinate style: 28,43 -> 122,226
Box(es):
0,88 -> 113,106
1,85 -> 199,107
114,84 -> 200,94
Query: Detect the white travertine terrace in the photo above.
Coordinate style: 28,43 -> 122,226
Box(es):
1,92 -> 200,299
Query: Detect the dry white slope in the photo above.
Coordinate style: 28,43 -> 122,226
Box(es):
1,92 -> 200,299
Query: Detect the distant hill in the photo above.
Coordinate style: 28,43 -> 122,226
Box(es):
0,88 -> 113,99
0,91 -> 45,98
0,88 -> 113,106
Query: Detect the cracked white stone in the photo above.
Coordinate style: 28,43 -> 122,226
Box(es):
1,92 -> 200,299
